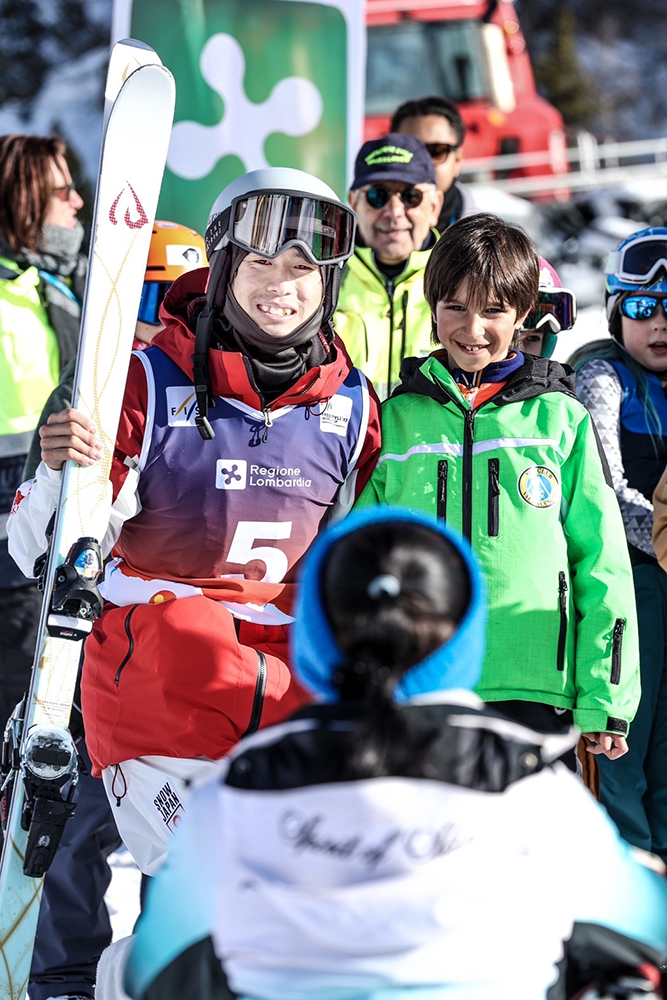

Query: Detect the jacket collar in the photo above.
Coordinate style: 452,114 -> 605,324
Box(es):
394,350 -> 577,409
350,229 -> 438,286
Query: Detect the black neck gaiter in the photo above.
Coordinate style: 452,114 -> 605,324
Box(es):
200,249 -> 332,402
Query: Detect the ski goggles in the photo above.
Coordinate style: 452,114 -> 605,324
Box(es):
424,142 -> 460,162
138,281 -> 171,326
364,184 -> 425,210
210,190 -> 356,266
606,236 -> 667,285
522,287 -> 577,332
620,294 -> 667,321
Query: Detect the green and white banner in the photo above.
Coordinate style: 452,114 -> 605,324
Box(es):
112,0 -> 365,234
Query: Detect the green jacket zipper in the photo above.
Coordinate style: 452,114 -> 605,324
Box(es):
462,408 -> 476,539
114,604 -> 139,686
611,618 -> 624,685
437,460 -> 448,520
557,572 -> 568,671
386,278 -> 395,397
242,650 -> 267,736
487,458 -> 500,536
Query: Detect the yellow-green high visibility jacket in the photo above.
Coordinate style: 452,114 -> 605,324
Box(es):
334,238 -> 437,400
0,256 -> 60,455
0,256 -> 61,579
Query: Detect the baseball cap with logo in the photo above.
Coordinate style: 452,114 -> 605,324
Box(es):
350,133 -> 436,191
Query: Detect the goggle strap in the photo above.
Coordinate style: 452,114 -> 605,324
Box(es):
192,298 -> 216,442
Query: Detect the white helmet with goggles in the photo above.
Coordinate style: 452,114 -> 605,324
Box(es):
205,167 -> 356,267
605,228 -> 667,339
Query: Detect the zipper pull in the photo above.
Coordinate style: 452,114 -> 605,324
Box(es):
262,407 -> 273,444
614,619 -> 625,638
558,571 -> 568,611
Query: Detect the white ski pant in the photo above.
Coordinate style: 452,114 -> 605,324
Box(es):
101,755 -> 223,876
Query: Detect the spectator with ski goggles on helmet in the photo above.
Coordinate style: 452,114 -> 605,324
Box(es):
572,227 -> 667,865
135,220 -> 207,346
7,168 -> 381,877
519,258 -> 577,359
335,133 -> 443,399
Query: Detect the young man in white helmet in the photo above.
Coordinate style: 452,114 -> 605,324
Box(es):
8,168 -> 381,875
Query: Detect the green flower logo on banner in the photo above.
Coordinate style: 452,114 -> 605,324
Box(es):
113,0 -> 364,233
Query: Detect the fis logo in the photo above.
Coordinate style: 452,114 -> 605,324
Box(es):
167,387 -> 199,427
216,460 -> 247,490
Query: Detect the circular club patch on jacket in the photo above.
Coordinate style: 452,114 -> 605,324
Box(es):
517,466 -> 559,508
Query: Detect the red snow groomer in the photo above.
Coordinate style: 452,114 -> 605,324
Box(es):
365,0 -> 568,183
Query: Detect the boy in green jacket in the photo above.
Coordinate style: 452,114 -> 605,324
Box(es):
356,213 -> 640,761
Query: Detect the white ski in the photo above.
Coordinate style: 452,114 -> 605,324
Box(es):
0,39 -> 175,1000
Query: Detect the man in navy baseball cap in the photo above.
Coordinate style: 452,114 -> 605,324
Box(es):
350,132 -> 437,190
335,133 -> 443,398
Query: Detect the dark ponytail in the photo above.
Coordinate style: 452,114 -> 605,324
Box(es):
322,522 -> 471,778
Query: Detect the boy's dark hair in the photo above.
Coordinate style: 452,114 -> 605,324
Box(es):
424,213 -> 539,321
391,95 -> 466,147
0,134 -> 68,253
322,520 -> 471,779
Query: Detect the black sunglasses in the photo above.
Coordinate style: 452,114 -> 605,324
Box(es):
424,142 -> 459,161
364,185 -> 424,210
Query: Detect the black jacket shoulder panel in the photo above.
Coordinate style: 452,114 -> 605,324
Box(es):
224,702 -> 554,794
495,354 -> 578,404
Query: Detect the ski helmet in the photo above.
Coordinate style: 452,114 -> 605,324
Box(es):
205,167 -> 356,326
191,169 -> 357,441
138,221 -> 207,326
520,258 -> 576,358
605,227 -> 667,340
205,167 -> 356,264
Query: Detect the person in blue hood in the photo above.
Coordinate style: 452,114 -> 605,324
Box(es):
122,509 -> 667,1000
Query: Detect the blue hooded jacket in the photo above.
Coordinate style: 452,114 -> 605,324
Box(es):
291,506 -> 487,703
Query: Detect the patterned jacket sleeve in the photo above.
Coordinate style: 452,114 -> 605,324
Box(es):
576,358 -> 655,557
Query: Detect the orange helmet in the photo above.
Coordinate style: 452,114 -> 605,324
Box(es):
138,221 -> 207,326
145,220 -> 207,281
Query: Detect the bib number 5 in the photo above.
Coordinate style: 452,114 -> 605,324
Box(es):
226,520 -> 293,583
